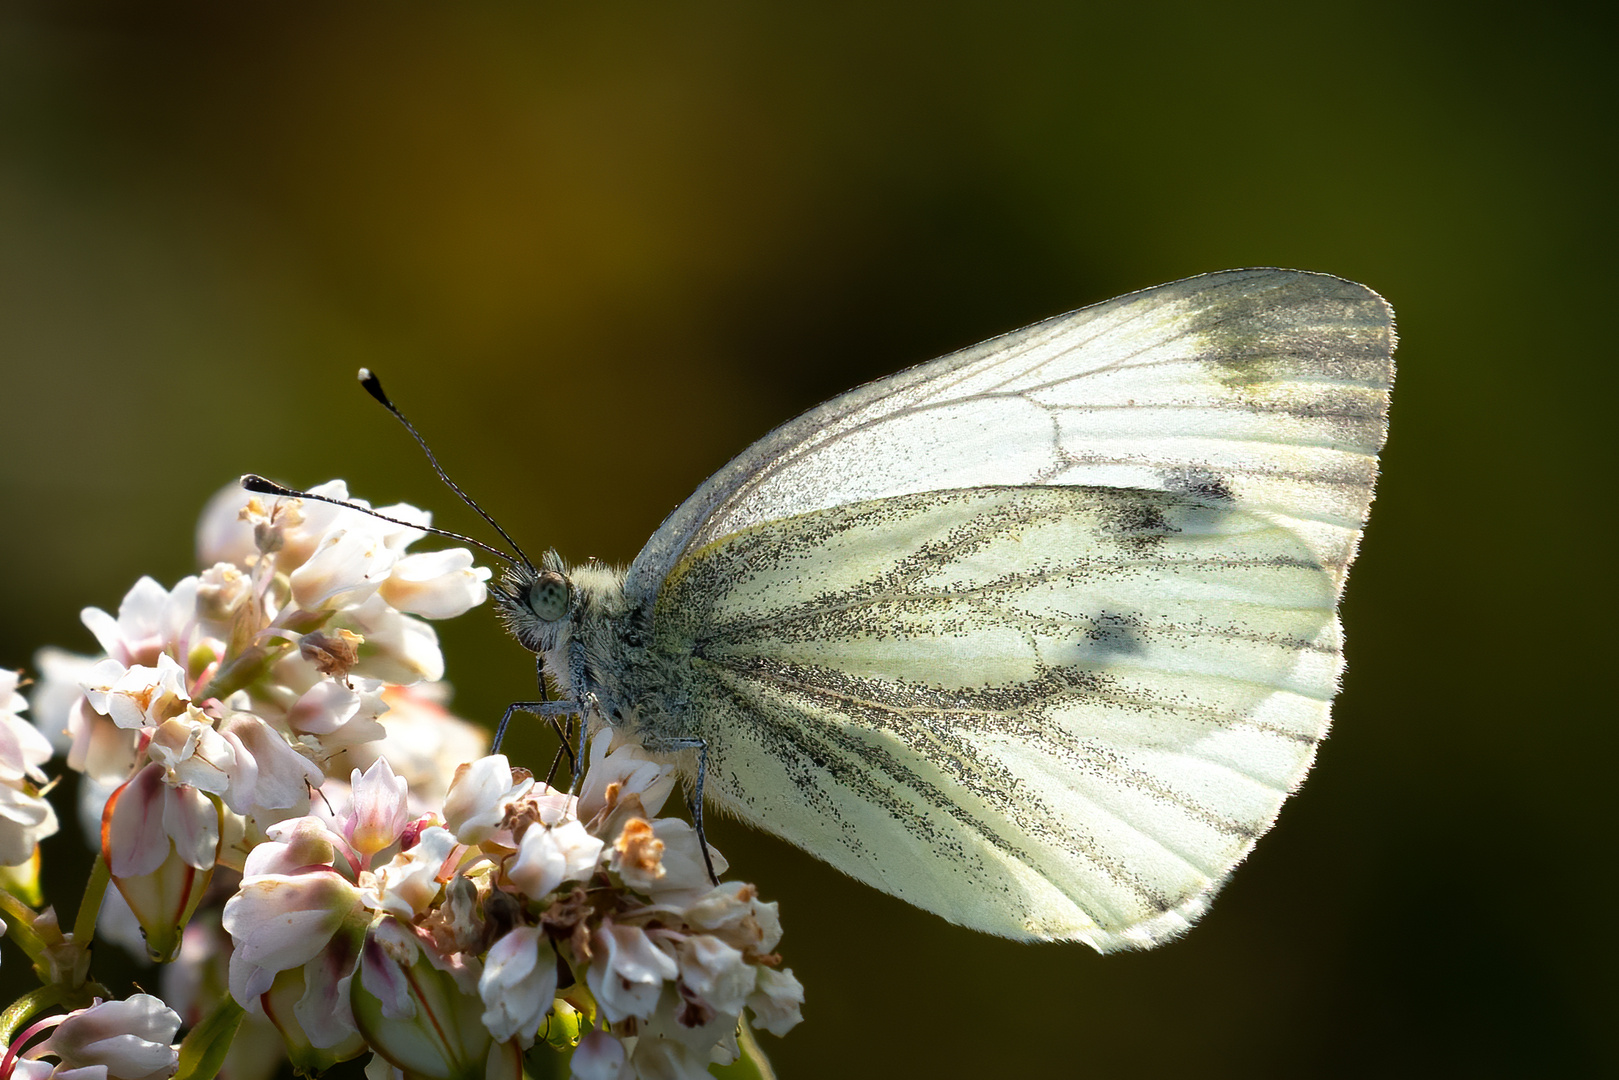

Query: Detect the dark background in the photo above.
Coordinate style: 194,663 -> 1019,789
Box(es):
1,2 -> 1611,1076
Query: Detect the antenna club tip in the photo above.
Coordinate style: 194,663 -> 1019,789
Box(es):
240,474 -> 282,494
357,369 -> 390,405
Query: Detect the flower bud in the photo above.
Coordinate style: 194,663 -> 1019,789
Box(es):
101,764 -> 223,961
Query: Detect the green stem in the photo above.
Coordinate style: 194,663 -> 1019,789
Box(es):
0,985 -> 67,1047
0,889 -> 47,967
72,854 -> 110,952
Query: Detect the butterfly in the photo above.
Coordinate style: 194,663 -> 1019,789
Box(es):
254,267 -> 1396,950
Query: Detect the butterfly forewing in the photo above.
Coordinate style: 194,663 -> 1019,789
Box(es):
627,269 -> 1394,605
622,268 -> 1394,947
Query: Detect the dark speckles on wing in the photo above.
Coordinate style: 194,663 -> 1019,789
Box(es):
649,484 -> 1339,932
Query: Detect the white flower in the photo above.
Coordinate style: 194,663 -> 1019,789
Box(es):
441,755 -> 526,845
1,672 -> 58,866
336,683 -> 488,809
341,596 -> 447,683
585,921 -> 678,1024
102,763 -> 220,877
290,528 -> 397,612
0,778 -> 57,867
344,757 -> 410,863
611,818 -> 724,901
361,826 -> 458,920
676,934 -> 756,1017
284,678 -> 387,746
86,654 -> 191,731
746,967 -> 805,1037
217,712 -> 323,819
576,733 -> 677,823
196,561 -> 252,623
478,924 -> 557,1047
0,671 -> 48,780
223,869 -> 363,1004
80,576 -> 198,668
147,707 -> 237,793
684,882 -> 783,956
22,994 -> 181,1080
379,549 -> 491,619
508,819 -> 604,900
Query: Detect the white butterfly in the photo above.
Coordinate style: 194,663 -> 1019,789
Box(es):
277,268 -> 1396,951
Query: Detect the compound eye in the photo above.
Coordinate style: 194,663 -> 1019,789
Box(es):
526,571 -> 571,622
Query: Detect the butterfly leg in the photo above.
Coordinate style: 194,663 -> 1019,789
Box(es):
491,699 -> 584,757
639,734 -> 720,886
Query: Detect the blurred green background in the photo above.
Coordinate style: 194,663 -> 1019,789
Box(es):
1,2 -> 1611,1076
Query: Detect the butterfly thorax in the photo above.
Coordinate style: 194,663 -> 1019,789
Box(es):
492,552 -> 697,756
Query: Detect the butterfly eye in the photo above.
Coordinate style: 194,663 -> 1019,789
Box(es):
526,571 -> 571,622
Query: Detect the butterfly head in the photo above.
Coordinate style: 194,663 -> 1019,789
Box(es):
491,555 -> 576,655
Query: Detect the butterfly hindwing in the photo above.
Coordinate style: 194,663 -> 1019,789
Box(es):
652,485 -> 1341,945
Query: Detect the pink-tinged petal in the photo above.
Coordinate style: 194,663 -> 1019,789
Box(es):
477,925 -> 556,1047
677,934 -> 756,1017
28,993 -> 181,1080
223,870 -> 362,1006
484,1038 -> 524,1080
576,734 -> 679,824
0,784 -> 58,866
106,654 -> 191,730
243,816 -> 351,878
103,764 -> 171,878
81,605 -> 125,660
79,657 -> 130,720
639,819 -> 726,901
342,685 -> 488,809
684,883 -> 783,956
256,953 -> 368,1074
106,853 -> 215,963
148,711 -> 235,795
285,680 -> 363,736
66,697 -> 140,784
346,757 -> 410,862
353,918 -> 491,1079
293,928 -> 365,1051
343,598 -> 445,684
162,784 -> 223,871
570,1031 -> 627,1080
0,707 -> 54,784
361,827 -> 458,919
195,481 -> 259,567
218,713 -> 322,816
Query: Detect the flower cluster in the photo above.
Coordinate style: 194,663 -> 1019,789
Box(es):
0,480 -> 801,1080
25,480 -> 489,964
221,740 -> 801,1078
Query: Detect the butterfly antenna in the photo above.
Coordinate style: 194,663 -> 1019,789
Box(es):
239,474 -> 516,565
356,368 -> 537,573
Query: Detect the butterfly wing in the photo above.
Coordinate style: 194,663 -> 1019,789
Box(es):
627,269 -> 1395,947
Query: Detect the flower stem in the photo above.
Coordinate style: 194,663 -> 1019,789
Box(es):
0,986 -> 67,1050
0,890 -> 46,968
71,853 -> 110,953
